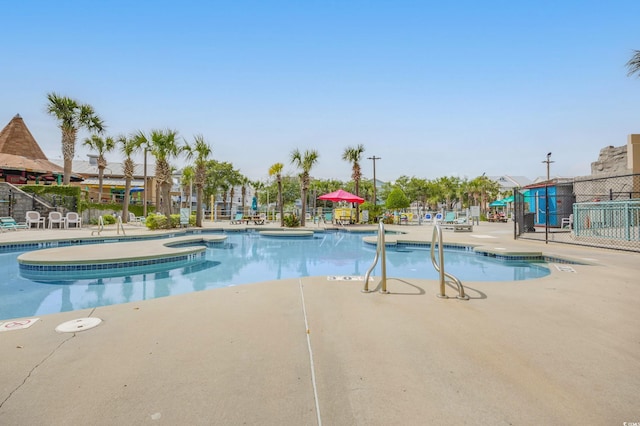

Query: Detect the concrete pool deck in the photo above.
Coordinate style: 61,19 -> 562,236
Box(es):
0,221 -> 639,424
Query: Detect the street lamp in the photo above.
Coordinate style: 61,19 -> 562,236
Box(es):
143,147 -> 148,217
542,152 -> 554,244
367,156 -> 381,206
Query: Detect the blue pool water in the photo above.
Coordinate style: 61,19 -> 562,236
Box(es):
0,231 -> 549,321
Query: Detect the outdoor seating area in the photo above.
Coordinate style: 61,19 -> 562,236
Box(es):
230,213 -> 265,225
487,211 -> 508,222
17,211 -> 85,230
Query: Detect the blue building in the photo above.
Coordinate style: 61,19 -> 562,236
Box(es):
524,179 -> 575,227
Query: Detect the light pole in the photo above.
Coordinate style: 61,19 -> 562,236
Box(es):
542,152 -> 554,244
367,156 -> 381,206
143,147 -> 148,217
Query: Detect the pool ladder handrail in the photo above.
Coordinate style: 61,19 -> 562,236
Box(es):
362,219 -> 388,293
90,215 -> 126,236
91,215 -> 105,236
116,215 -> 126,235
431,224 -> 469,300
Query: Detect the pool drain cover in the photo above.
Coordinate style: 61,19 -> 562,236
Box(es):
55,317 -> 102,333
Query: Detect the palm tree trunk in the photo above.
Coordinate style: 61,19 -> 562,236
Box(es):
62,129 -> 76,186
98,166 -> 104,202
196,185 -> 203,227
123,178 -> 131,222
278,178 -> 284,227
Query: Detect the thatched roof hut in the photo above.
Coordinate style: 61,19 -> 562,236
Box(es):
0,114 -> 82,183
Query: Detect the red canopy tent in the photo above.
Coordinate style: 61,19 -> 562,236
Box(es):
317,189 -> 365,204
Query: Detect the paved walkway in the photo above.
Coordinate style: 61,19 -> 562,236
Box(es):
1,221 -> 639,425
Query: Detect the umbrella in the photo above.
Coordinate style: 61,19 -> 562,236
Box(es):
251,196 -> 257,211
489,200 -> 507,207
318,189 -> 365,204
129,187 -> 144,193
502,195 -> 514,203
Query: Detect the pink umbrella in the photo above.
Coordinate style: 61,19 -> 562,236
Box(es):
317,189 -> 365,204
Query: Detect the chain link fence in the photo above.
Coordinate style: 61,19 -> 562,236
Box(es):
514,173 -> 640,252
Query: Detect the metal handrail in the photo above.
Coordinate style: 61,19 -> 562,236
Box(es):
116,215 -> 126,235
362,220 -> 388,293
91,215 -> 104,236
431,224 -> 468,300
90,215 -> 127,236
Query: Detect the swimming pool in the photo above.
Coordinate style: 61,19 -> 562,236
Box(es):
0,231 -> 549,320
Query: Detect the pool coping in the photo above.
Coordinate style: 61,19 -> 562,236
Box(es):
16,234 -> 227,267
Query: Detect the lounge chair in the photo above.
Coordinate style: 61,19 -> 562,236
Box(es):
128,212 -> 145,225
434,212 -> 444,224
65,212 -> 82,229
0,217 -> 28,231
230,213 -> 244,224
424,213 -> 433,222
444,212 -> 456,224
25,211 -> 46,229
323,212 -> 333,224
48,211 -> 65,229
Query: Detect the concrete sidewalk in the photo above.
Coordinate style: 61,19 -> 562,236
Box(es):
1,221 -> 639,424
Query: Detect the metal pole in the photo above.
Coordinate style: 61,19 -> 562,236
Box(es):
367,156 -> 381,206
542,153 -> 554,244
143,148 -> 148,217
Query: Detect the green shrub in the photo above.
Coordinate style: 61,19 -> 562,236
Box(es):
145,214 -> 169,230
283,213 -> 300,228
360,202 -> 383,224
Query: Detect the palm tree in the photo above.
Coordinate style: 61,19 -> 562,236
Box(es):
181,166 -> 195,209
342,144 -> 365,223
227,168 -> 242,216
46,93 -> 105,185
240,176 -> 250,215
83,134 -> 116,203
269,163 -> 285,226
117,134 -> 141,222
626,50 -> 640,77
184,135 -> 212,227
130,131 -> 152,215
290,148 -> 319,227
148,129 -> 182,218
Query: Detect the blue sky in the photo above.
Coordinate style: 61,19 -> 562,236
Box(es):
2,0 -> 639,183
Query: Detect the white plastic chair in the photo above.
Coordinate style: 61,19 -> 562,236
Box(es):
48,211 -> 65,229
25,211 -> 45,229
65,212 -> 82,229
561,214 -> 573,229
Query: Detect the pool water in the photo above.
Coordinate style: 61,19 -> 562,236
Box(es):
0,231 -> 549,321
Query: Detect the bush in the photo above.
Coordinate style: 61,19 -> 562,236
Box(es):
144,213 -> 196,230
360,202 -> 383,224
102,214 -> 116,225
283,213 -> 300,228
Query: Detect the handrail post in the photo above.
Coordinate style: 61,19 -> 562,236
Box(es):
431,224 -> 468,300
432,225 -> 448,298
379,221 -> 388,294
362,220 -> 388,293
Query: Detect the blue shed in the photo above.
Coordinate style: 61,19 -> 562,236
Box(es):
524,180 -> 575,227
